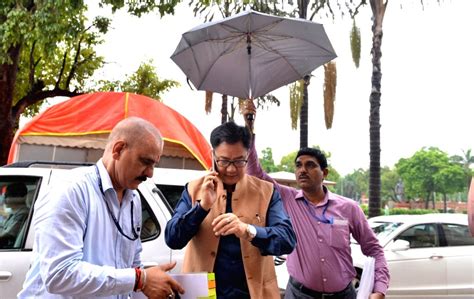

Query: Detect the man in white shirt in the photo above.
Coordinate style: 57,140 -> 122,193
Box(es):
19,117 -> 184,299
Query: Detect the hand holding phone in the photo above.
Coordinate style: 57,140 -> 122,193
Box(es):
200,171 -> 218,211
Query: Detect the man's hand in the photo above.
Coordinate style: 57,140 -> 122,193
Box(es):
242,99 -> 256,132
141,262 -> 185,299
199,172 -> 219,211
369,292 -> 385,299
211,213 -> 248,239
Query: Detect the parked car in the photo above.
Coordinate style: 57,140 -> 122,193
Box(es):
0,163 -> 290,298
0,162 -> 185,298
351,213 -> 474,298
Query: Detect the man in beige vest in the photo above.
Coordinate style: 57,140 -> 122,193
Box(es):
165,121 -> 296,299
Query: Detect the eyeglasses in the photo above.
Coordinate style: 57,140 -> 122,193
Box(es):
215,159 -> 248,168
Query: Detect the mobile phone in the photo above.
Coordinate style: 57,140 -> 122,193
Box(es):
211,151 -> 218,173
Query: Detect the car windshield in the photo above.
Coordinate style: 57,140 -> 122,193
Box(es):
370,221 -> 403,241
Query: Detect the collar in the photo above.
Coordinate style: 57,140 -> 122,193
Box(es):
295,185 -> 331,206
96,158 -> 115,195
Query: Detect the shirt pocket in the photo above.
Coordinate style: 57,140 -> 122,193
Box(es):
329,223 -> 350,249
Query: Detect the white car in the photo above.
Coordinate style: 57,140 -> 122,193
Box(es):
0,162 -> 185,299
0,164 -> 289,298
352,213 -> 474,298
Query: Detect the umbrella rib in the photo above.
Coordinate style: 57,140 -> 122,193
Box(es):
195,35 -> 248,93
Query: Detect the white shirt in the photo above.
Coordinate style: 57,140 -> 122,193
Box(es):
18,160 -> 142,298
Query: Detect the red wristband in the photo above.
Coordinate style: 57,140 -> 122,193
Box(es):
134,267 -> 142,292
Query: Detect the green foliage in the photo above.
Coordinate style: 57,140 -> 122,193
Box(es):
396,147 -> 466,201
1,0 -> 102,104
381,166 -> 401,202
450,148 -> 474,188
361,204 -> 369,216
337,168 -> 368,201
259,147 -> 279,173
279,150 -> 298,172
389,208 -> 439,215
0,0 -> 182,165
100,0 -> 180,17
96,60 -> 179,100
359,205 -> 438,216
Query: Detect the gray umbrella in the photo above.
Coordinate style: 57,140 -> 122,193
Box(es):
171,9 -> 337,99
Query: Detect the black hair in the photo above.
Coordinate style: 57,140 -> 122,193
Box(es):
6,182 -> 28,197
210,121 -> 251,149
295,147 -> 328,170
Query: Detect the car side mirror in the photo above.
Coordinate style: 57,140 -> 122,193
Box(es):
390,239 -> 410,251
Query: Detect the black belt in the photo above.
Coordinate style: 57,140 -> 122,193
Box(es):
289,276 -> 353,298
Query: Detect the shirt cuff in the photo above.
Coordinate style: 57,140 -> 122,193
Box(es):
253,226 -> 267,239
115,268 -> 136,293
373,281 -> 388,295
182,202 -> 210,226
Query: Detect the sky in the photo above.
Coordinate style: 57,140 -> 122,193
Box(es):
81,0 -> 473,175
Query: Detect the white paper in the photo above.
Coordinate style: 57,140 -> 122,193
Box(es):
356,256 -> 375,299
130,272 -> 210,299
170,272 -> 210,299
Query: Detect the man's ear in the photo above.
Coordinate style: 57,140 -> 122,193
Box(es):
323,168 -> 329,178
111,141 -> 126,160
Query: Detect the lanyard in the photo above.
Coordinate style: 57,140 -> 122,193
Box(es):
303,198 -> 333,224
94,165 -> 139,241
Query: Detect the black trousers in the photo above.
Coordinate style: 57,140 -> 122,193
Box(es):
284,276 -> 357,299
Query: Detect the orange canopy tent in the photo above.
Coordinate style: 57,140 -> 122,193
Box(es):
8,92 -> 212,170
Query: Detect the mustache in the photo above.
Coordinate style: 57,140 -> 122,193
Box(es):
298,175 -> 309,179
136,176 -> 147,182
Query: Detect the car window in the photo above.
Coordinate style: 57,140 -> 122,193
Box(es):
139,193 -> 161,241
441,223 -> 474,246
156,184 -> 184,210
395,223 -> 439,248
371,221 -> 403,241
0,176 -> 41,250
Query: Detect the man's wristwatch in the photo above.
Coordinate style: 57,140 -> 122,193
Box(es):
246,224 -> 257,240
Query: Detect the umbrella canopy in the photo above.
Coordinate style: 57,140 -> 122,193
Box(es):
8,92 -> 212,170
171,9 -> 336,99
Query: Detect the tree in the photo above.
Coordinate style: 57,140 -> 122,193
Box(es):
339,168 -> 369,201
396,147 -> 465,209
96,60 -> 179,99
451,148 -> 474,190
381,166 -> 401,202
367,0 -> 388,217
0,1 -> 180,165
279,150 -> 298,173
434,164 -> 465,212
259,147 -> 279,173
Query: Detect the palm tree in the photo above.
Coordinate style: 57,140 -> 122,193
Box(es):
368,0 -> 388,218
451,148 -> 474,190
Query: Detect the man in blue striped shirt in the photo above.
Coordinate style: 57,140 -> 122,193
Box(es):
19,117 -> 184,299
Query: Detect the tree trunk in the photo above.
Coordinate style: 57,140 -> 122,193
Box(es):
368,0 -> 387,218
299,75 -> 310,148
221,94 -> 228,124
425,192 -> 431,209
0,45 -> 21,166
443,193 -> 447,213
